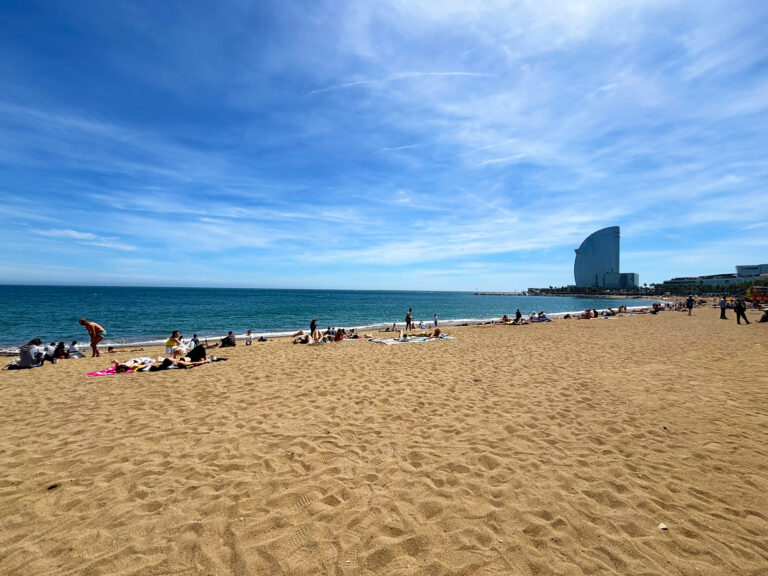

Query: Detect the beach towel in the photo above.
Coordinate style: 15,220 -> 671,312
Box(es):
370,335 -> 455,346
85,366 -> 134,377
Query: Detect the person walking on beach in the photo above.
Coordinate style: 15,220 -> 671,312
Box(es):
734,299 -> 750,325
78,317 -> 105,357
405,308 -> 413,331
718,296 -> 728,320
434,313 -> 438,327
685,295 -> 695,316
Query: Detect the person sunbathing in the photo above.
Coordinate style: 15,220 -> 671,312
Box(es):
408,328 -> 443,338
113,356 -> 156,372
293,329 -> 325,344
150,346 -> 221,370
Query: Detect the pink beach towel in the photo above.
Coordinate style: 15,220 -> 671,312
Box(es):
85,366 -> 134,377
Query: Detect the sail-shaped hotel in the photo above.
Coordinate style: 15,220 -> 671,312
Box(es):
574,226 -> 638,289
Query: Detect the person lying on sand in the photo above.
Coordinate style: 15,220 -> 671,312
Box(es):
113,345 -> 224,372
148,357 -> 214,371
113,357 -> 156,372
406,328 -> 443,338
293,329 -> 325,344
109,346 -> 145,354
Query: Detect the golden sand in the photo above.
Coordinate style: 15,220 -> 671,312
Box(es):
1,309 -> 767,575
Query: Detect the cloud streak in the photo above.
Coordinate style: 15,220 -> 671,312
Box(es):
34,229 -> 137,251
308,71 -> 494,95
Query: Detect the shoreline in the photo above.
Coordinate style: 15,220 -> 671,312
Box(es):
0,303 -> 665,355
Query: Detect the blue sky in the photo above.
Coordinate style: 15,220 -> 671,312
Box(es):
1,1 -> 767,290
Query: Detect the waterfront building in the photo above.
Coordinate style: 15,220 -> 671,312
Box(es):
573,226 -> 638,289
736,264 -> 768,277
660,264 -> 768,290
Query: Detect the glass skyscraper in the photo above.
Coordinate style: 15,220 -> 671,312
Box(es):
574,226 -> 637,288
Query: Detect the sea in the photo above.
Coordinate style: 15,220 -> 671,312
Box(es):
0,285 -> 661,351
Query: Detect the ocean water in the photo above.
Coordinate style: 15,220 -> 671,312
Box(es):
0,285 -> 660,349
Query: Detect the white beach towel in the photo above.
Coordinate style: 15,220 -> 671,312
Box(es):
370,335 -> 455,346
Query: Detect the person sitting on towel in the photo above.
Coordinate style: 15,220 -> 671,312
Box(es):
53,342 -> 69,359
67,341 -> 85,358
165,331 -> 182,355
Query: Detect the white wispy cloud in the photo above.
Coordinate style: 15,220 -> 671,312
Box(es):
308,71 -> 494,96
34,229 -> 137,251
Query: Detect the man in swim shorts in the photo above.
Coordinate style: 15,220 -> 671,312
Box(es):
79,318 -> 106,357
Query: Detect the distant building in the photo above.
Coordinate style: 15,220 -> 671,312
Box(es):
660,264 -> 768,289
736,264 -> 768,277
573,226 -> 638,289
620,273 -> 639,289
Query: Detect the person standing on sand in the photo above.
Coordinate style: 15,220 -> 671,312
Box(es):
719,296 -> 728,320
79,318 -> 105,357
310,318 -> 317,336
405,308 -> 413,331
734,299 -> 750,325
686,295 -> 695,316
434,313 -> 438,327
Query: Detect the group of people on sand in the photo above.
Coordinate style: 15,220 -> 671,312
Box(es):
292,313 -> 448,344
5,339 -> 85,369
499,309 -> 524,324
111,341 -> 225,373
716,295 -> 754,325
680,294 -> 765,325
4,318 -> 102,369
292,320 -> 374,344
404,308 -> 439,331
164,331 -> 205,354
106,328 -> 233,373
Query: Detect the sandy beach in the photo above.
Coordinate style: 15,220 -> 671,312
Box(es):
1,308 -> 766,575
